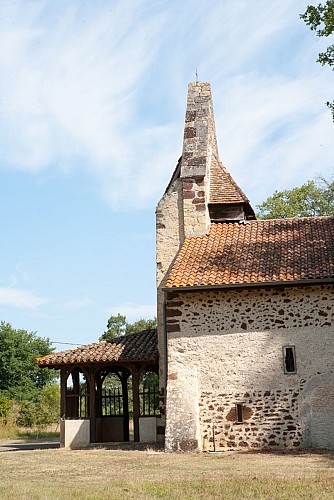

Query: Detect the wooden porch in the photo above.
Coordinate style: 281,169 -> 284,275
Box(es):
37,329 -> 161,448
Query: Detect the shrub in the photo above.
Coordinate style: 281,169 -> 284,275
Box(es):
0,394 -> 12,424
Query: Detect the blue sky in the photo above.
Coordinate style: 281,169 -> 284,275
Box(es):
0,0 -> 333,347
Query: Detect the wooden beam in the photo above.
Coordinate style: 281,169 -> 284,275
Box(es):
88,366 -> 96,444
132,369 -> 140,442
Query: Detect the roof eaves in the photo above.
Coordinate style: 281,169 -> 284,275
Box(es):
162,277 -> 334,292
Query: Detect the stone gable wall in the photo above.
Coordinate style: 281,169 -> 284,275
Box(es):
156,178 -> 184,439
156,178 -> 184,287
165,284 -> 334,451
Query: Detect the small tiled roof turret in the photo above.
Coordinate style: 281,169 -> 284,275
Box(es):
209,156 -> 249,204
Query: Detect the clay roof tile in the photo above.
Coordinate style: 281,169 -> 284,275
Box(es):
36,329 -> 158,368
165,217 -> 334,288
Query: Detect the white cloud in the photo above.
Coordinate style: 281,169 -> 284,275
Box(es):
0,288 -> 48,308
0,0 -> 333,210
2,264 -> 31,289
0,1 -> 167,180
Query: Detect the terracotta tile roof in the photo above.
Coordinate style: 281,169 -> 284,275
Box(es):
36,329 -> 158,367
209,157 -> 249,205
165,217 -> 334,288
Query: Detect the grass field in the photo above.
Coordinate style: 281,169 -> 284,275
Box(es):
0,444 -> 334,499
0,422 -> 60,441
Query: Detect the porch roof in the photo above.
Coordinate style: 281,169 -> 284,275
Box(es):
36,328 -> 158,368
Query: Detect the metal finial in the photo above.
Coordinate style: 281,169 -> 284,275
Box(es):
196,69 -> 198,82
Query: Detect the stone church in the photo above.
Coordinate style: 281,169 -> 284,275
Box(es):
156,81 -> 334,451
38,82 -> 334,451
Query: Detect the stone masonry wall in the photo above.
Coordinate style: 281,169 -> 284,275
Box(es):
182,178 -> 210,237
180,82 -> 218,179
156,178 -> 184,287
180,81 -> 217,237
200,388 -> 302,450
165,284 -> 334,451
156,177 -> 184,439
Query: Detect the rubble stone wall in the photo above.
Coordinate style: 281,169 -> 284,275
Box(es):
156,178 -> 184,288
182,177 -> 210,237
156,178 -> 184,438
165,284 -> 334,450
180,82 -> 218,179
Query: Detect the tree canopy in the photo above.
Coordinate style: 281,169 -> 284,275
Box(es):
125,318 -> 157,335
256,178 -> 334,219
0,322 -> 56,401
17,384 -> 60,428
301,1 -> 334,120
102,313 -> 127,339
100,314 -> 157,341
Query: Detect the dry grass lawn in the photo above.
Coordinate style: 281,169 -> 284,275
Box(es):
0,444 -> 334,499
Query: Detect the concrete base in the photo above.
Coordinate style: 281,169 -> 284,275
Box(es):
139,417 -> 157,443
62,419 -> 90,449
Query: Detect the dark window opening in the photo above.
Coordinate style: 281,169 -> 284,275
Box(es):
235,403 -> 243,423
284,346 -> 296,373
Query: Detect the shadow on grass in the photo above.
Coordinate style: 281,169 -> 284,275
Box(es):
0,441 -> 60,452
87,441 -> 164,452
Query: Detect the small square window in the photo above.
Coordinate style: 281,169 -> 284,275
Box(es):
283,346 -> 296,374
235,403 -> 244,423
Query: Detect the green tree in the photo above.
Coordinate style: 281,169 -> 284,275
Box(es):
0,394 -> 12,424
17,400 -> 38,427
100,314 -> 157,341
37,384 -> 60,427
0,322 -> 56,401
101,313 -> 127,340
125,317 -> 157,335
17,385 -> 60,429
301,1 -> 334,119
256,178 -> 334,219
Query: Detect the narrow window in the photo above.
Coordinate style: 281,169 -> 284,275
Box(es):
283,346 -> 296,374
235,403 -> 244,423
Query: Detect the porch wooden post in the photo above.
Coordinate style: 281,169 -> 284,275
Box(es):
95,375 -> 102,416
132,369 -> 140,442
121,372 -> 130,442
60,367 -> 67,418
60,367 -> 67,448
89,367 -> 97,443
72,369 -> 80,418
